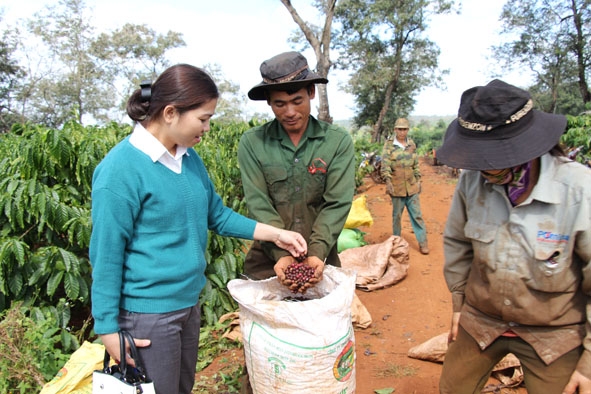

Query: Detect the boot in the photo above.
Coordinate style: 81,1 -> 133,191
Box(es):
419,243 -> 430,255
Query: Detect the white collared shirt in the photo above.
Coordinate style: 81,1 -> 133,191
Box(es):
393,138 -> 407,149
129,123 -> 188,174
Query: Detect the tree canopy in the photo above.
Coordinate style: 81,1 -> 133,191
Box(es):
0,0 -> 590,133
494,0 -> 591,114
333,0 -> 455,142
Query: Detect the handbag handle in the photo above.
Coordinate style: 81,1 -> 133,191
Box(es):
121,330 -> 151,382
102,330 -> 151,384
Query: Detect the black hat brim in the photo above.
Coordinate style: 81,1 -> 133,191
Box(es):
436,110 -> 566,170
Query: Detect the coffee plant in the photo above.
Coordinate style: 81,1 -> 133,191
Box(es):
0,121 -> 129,314
195,119 -> 261,325
0,119 -> 263,335
562,114 -> 591,166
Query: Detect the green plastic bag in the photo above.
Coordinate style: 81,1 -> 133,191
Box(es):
338,228 -> 367,253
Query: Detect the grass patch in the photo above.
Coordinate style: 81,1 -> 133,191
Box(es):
192,361 -> 244,394
374,362 -> 418,378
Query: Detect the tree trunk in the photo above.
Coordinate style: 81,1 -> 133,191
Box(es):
316,83 -> 332,123
372,80 -> 395,143
570,0 -> 591,104
280,0 -> 337,123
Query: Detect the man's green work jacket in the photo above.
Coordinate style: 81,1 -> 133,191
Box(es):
238,116 -> 356,279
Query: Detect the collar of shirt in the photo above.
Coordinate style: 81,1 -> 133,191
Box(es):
129,123 -> 188,174
521,153 -> 563,206
393,138 -> 407,149
270,116 -> 325,140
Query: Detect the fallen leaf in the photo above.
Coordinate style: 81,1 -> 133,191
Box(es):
364,348 -> 376,356
374,388 -> 395,394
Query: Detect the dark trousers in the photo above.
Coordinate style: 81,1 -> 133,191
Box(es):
119,304 -> 201,394
439,325 -> 582,394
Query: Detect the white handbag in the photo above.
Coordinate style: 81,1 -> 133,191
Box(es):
92,331 -> 156,394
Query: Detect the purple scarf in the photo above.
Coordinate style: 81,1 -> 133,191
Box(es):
480,160 -> 533,205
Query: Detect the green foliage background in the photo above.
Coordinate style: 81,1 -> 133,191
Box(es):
0,119 -> 260,388
0,115 -> 588,389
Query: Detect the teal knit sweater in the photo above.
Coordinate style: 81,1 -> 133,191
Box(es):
89,138 -> 256,334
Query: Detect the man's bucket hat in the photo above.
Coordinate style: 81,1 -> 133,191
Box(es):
394,118 -> 410,129
436,79 -> 566,170
248,51 -> 328,101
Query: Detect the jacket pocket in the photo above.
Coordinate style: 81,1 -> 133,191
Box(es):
305,170 -> 326,204
524,247 -> 577,293
264,166 -> 290,205
464,221 -> 498,273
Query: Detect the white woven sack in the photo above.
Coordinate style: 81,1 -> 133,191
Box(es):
227,265 -> 357,394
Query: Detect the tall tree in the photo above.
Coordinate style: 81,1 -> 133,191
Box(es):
335,0 -> 454,142
26,0 -> 110,126
10,0 -> 186,127
204,63 -> 248,122
0,17 -> 23,132
280,0 -> 337,123
494,0 -> 591,114
91,23 -> 185,119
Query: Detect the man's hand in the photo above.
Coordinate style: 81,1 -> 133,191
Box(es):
447,312 -> 461,343
274,255 -> 300,292
385,179 -> 395,196
562,370 -> 591,394
305,255 -> 325,284
289,256 -> 324,294
275,255 -> 325,293
100,332 -> 151,368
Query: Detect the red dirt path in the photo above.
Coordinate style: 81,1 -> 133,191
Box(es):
353,158 -> 526,394
352,158 -> 456,394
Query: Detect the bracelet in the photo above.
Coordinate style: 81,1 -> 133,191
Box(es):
275,230 -> 283,242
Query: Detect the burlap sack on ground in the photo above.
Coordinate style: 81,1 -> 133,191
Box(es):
339,235 -> 409,291
350,292 -> 372,328
408,332 -> 524,390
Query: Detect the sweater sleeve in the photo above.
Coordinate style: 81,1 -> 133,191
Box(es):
89,186 -> 137,334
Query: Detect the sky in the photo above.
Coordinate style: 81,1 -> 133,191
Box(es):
0,0 -> 521,120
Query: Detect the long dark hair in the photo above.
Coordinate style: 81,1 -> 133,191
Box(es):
126,64 -> 219,124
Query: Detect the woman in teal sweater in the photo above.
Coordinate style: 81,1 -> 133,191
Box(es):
89,64 -> 307,394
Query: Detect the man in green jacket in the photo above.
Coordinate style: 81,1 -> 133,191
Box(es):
238,51 -> 356,288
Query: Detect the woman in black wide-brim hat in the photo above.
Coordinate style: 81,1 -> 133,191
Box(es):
436,79 -> 591,394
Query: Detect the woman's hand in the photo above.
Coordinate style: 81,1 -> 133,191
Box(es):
100,332 -> 151,368
274,229 -> 307,258
253,223 -> 307,258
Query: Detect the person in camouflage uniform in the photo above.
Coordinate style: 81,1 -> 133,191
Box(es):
380,118 -> 429,254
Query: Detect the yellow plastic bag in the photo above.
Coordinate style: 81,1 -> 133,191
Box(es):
344,194 -> 373,228
40,341 -> 105,394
